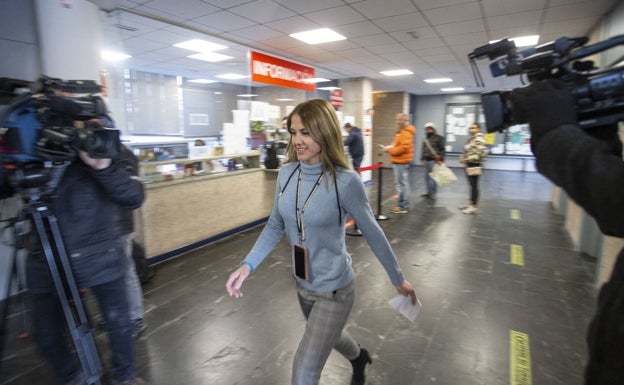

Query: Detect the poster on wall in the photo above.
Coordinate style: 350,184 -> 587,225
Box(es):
505,124 -> 532,155
444,103 -> 509,153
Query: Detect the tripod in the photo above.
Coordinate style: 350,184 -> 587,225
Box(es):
1,186 -> 103,385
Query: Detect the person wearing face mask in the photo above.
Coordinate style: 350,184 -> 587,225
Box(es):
420,122 -> 445,199
225,99 -> 417,385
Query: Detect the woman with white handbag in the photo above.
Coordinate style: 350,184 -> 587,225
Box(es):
459,122 -> 487,213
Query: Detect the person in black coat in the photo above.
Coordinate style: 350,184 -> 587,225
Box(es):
420,122 -> 445,199
510,79 -> 624,385
114,144 -> 148,338
26,131 -> 146,384
343,123 -> 364,171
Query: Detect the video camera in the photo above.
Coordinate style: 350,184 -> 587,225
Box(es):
0,76 -> 121,197
468,34 -> 624,132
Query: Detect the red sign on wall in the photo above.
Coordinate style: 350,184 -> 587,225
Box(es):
251,51 -> 316,92
329,89 -> 343,108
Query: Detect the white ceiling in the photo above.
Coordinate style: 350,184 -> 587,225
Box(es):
90,0 -> 621,95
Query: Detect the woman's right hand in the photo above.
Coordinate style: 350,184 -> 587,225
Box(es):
396,280 -> 417,305
225,264 -> 251,298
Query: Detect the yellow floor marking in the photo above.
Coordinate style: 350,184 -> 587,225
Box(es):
510,330 -> 532,385
510,209 -> 521,220
510,244 -> 524,266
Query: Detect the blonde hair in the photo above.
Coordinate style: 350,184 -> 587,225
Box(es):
285,99 -> 350,180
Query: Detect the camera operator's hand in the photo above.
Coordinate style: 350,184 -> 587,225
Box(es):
509,79 -> 577,152
78,150 -> 111,170
584,123 -> 623,158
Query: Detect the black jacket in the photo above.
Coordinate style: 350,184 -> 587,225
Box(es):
27,156 -> 144,291
421,133 -> 445,161
114,145 -> 141,235
343,126 -> 364,158
535,124 -> 624,385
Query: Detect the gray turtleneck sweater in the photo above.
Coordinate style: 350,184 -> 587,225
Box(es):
244,161 -> 405,292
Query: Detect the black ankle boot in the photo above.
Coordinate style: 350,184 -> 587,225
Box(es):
350,347 -> 372,385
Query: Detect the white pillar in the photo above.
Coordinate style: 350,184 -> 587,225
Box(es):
34,0 -> 102,82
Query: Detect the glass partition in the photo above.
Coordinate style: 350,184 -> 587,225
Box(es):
101,10 -> 326,151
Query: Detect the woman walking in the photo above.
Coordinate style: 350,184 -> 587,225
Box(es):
459,122 -> 488,213
225,99 -> 417,385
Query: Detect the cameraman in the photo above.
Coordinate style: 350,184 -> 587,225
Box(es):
26,122 -> 147,385
510,79 -> 624,384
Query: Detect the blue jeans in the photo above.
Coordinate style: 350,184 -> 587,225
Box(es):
31,276 -> 135,383
351,155 -> 363,171
122,233 -> 144,320
392,163 -> 410,210
424,160 -> 437,197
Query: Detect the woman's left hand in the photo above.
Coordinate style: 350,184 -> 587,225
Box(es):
396,280 -> 417,305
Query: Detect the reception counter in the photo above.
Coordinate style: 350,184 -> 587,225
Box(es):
133,151 -> 278,262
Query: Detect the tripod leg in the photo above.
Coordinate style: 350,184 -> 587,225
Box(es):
0,214 -> 30,366
12,214 -> 31,338
31,209 -> 103,385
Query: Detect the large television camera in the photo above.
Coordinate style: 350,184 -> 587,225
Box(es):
0,76 -> 121,197
468,34 -> 624,133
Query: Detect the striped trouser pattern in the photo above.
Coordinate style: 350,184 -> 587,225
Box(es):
292,281 -> 360,385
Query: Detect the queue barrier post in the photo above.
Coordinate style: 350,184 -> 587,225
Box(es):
372,162 -> 388,221
346,162 -> 387,239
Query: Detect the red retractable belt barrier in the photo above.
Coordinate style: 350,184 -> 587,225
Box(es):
355,162 -> 382,173
346,162 -> 388,236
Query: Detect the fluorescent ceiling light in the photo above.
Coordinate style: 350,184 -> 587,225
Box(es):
101,50 -> 131,61
441,87 -> 465,92
489,35 -> 539,47
237,94 -> 258,97
276,98 -> 294,101
380,69 -> 413,76
188,52 -> 233,62
188,79 -> 218,84
424,78 -> 452,83
318,86 -> 341,91
174,39 -> 228,52
290,28 -> 346,45
215,73 -> 248,80
302,77 -> 331,83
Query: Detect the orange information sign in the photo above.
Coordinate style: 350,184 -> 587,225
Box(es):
251,51 -> 316,92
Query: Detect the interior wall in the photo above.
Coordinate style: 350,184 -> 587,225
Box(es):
601,0 -> 624,67
414,93 -> 482,160
372,91 -> 409,166
0,0 -> 39,82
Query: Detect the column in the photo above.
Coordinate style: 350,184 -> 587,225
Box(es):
34,0 -> 102,82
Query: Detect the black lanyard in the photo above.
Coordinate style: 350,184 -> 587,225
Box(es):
295,168 -> 323,242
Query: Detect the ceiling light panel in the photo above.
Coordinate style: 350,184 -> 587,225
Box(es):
188,52 -> 234,62
424,78 -> 453,83
380,69 -> 413,76
289,28 -> 347,44
101,50 -> 132,61
174,39 -> 228,52
216,73 -> 248,80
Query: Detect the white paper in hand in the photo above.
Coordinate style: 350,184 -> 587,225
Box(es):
388,295 -> 422,322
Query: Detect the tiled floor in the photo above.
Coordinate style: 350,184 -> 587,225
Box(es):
1,166 -> 598,385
